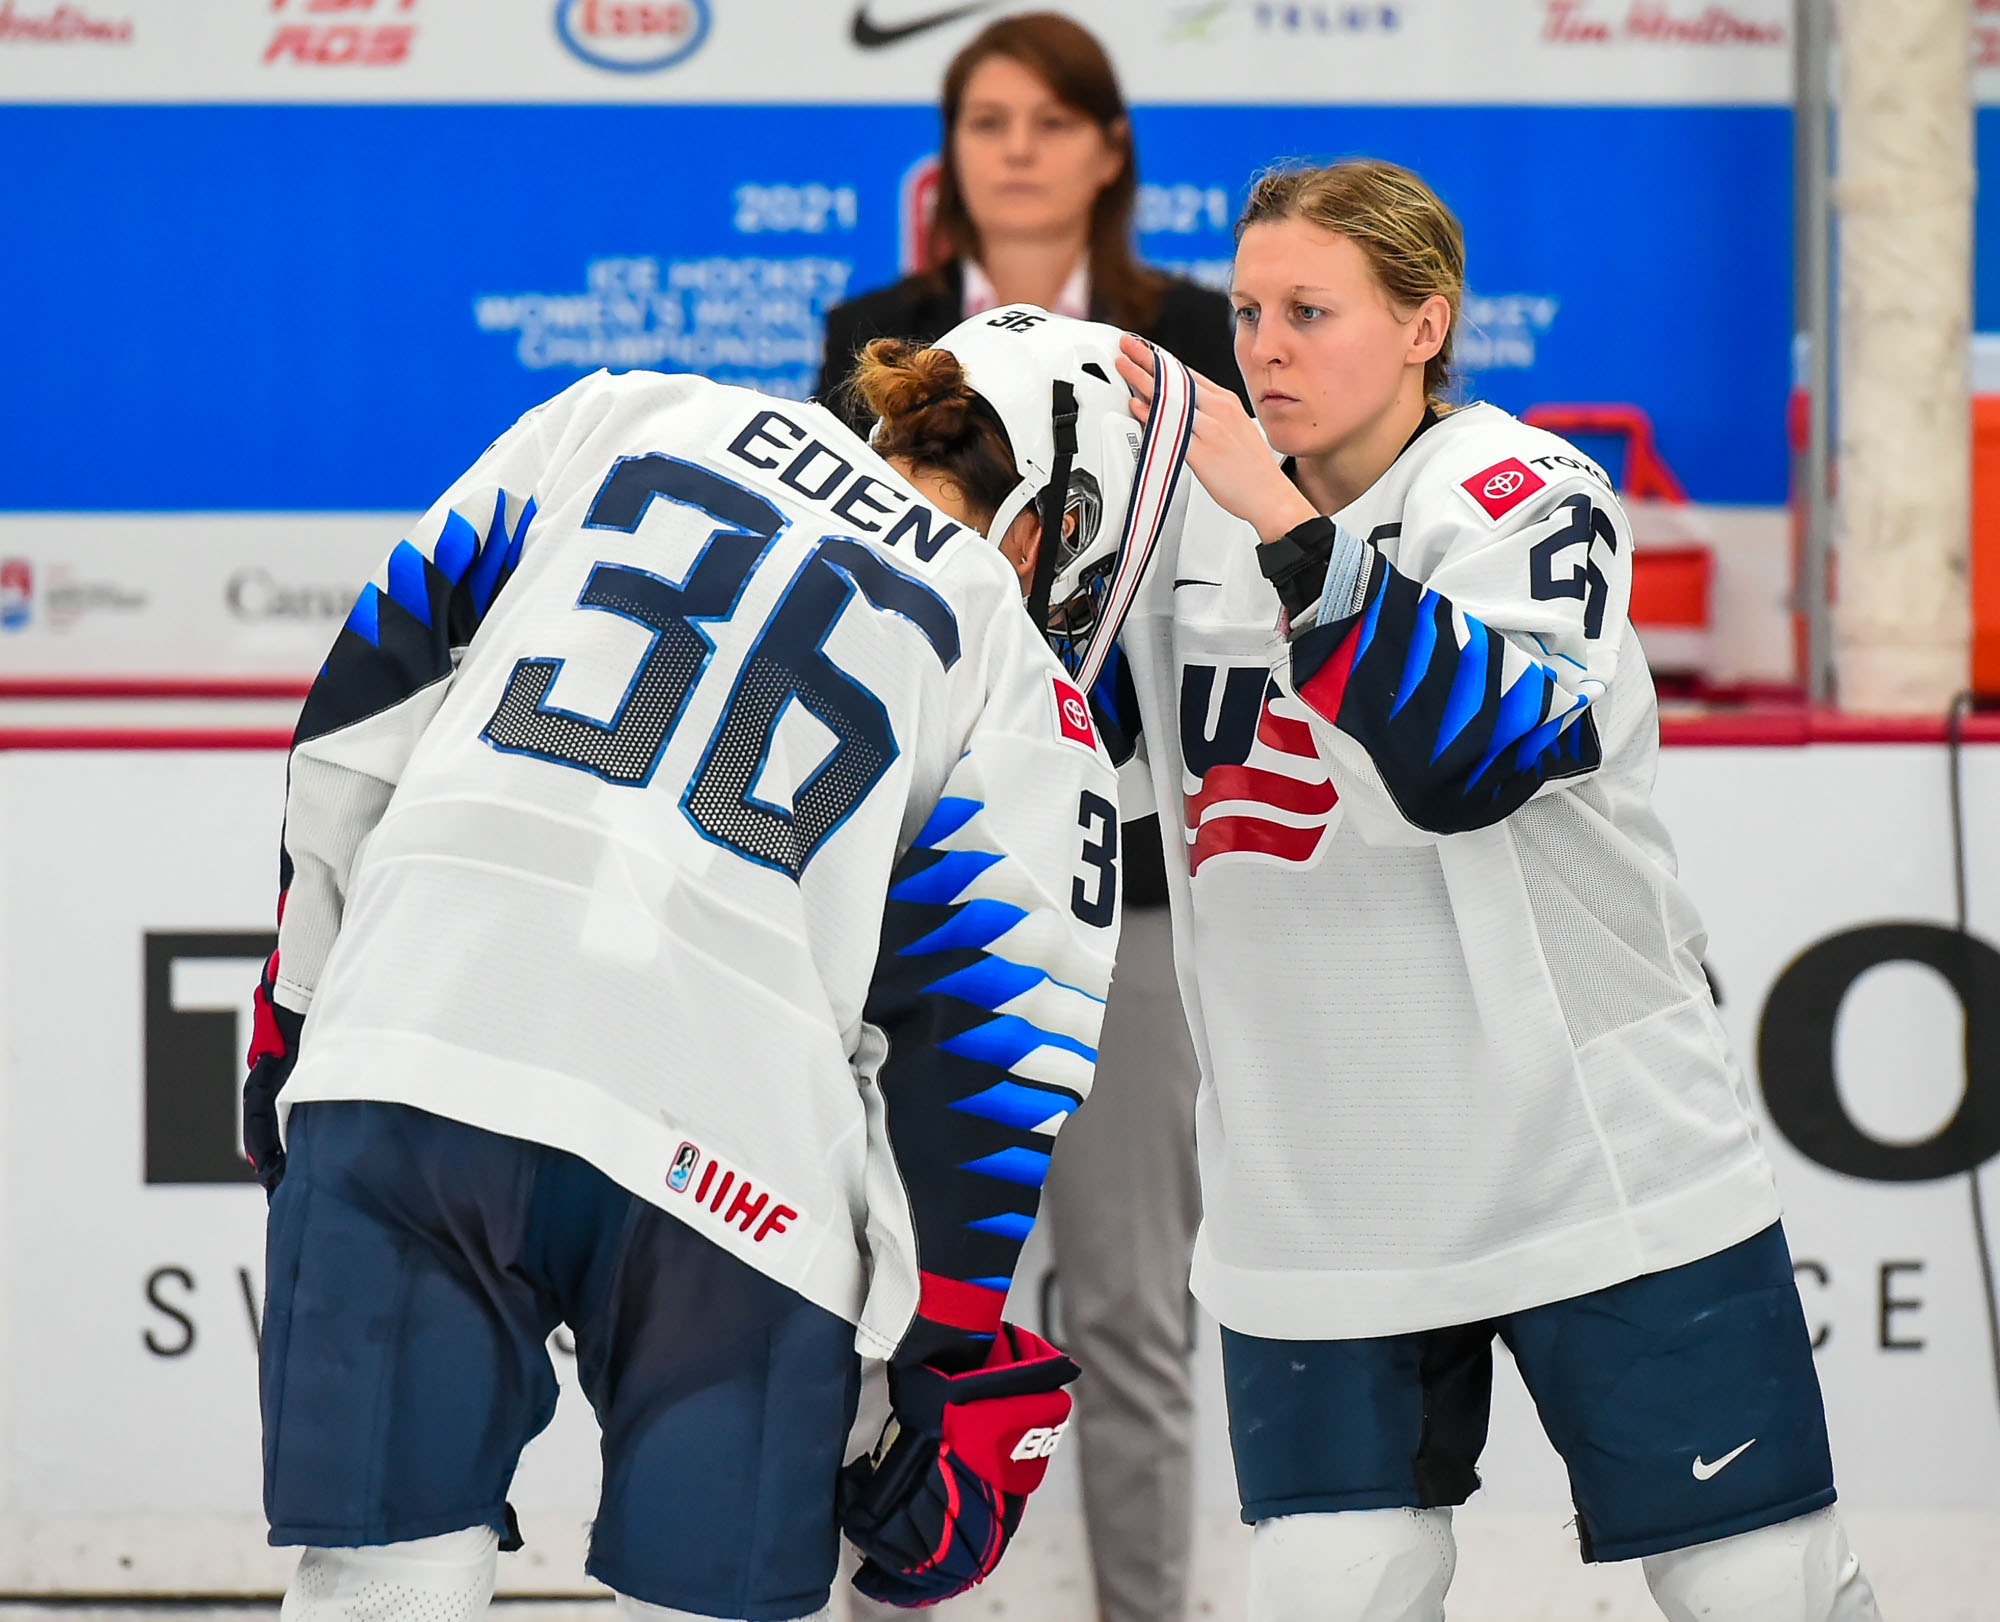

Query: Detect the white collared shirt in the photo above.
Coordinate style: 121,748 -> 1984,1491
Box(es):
962,258 -> 1090,320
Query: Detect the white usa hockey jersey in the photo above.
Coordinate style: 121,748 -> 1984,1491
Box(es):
267,369 -> 1122,1364
1102,402 -> 1780,1340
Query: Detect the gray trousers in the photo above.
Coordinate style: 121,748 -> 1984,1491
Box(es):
849,903 -> 1202,1622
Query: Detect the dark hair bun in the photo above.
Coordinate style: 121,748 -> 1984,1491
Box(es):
852,338 -> 980,452
845,337 -> 1021,526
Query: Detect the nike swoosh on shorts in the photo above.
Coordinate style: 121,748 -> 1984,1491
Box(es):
1691,1438 -> 1757,1481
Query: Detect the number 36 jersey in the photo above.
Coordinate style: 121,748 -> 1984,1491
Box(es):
268,369 -> 1121,1365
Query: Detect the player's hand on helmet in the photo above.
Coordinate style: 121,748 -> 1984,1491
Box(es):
838,1323 -> 1079,1608
1116,333 -> 1316,545
242,947 -> 304,1194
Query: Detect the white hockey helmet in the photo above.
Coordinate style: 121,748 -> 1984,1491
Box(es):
927,303 -> 1195,688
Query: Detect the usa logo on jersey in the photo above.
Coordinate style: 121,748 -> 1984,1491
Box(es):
1180,663 -> 1337,875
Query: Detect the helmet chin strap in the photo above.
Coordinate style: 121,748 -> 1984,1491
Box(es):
1023,380 -> 1079,639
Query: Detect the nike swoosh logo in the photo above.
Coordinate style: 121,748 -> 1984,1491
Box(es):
1691,1438 -> 1756,1481
850,1 -> 998,47
1173,577 -> 1220,590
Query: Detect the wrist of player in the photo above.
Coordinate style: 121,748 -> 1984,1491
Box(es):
1248,481 -> 1321,546
889,1324 -> 1078,1488
242,971 -> 305,1193
1189,441 -> 1317,545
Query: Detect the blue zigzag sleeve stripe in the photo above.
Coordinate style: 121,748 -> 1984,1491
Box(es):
967,1211 -> 1035,1241
434,509 -> 478,583
861,790 -> 1105,1365
1433,613 -> 1490,760
1390,588 -> 1439,718
345,584 -> 380,646
950,1081 -> 1081,1132
300,489 -> 535,746
923,957 -> 1048,1011
1469,666 -> 1557,787
386,540 -> 433,628
1291,552 -> 1602,835
899,897 -> 1029,957
941,1014 -> 1096,1069
959,1148 -> 1052,1189
890,848 -> 1005,906
913,794 -> 983,848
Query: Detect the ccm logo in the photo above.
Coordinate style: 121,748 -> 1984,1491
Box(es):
1009,1422 -> 1068,1462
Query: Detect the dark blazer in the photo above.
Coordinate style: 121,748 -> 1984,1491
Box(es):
815,260 -> 1248,435
816,260 -> 1242,906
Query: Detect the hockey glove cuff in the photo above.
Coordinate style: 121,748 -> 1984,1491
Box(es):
838,1323 -> 1078,1608
242,948 -> 304,1194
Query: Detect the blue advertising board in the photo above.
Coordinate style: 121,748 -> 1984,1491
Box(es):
2,95 -> 1993,511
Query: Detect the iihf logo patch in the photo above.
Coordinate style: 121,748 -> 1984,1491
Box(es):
664,1136 -> 801,1246
1460,457 -> 1546,522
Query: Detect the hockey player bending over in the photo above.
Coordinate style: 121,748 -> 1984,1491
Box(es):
1109,160 -> 1885,1621
239,323 -> 1188,1621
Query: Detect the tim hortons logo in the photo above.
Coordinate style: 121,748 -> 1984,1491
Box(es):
1542,1 -> 1785,45
0,3 -> 133,42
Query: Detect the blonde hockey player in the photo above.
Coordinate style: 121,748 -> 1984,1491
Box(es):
241,324 -> 1193,1622
1103,160 -> 1885,1622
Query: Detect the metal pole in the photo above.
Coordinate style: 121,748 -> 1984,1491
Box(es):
1795,0 -> 1834,705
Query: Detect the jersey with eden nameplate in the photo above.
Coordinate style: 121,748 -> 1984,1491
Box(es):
267,370 -> 1122,1365
1104,402 -> 1780,1341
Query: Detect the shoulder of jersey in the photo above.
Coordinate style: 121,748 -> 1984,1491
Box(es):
1412,403 -> 1618,529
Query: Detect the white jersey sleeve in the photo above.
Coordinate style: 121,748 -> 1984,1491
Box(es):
1263,425 -> 1634,837
856,610 -> 1120,1365
267,381 -> 594,1021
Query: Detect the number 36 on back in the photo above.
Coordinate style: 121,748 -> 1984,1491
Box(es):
483,455 -> 959,879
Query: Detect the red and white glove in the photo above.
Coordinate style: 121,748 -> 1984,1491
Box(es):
837,1323 -> 1078,1607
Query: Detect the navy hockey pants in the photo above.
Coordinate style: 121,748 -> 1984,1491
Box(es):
1221,1222 -> 1837,1563
261,1100 -> 860,1621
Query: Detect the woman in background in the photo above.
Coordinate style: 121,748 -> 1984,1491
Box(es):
819,15 -> 1241,1622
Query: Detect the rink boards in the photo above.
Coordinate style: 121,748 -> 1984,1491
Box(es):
0,731 -> 1995,1590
